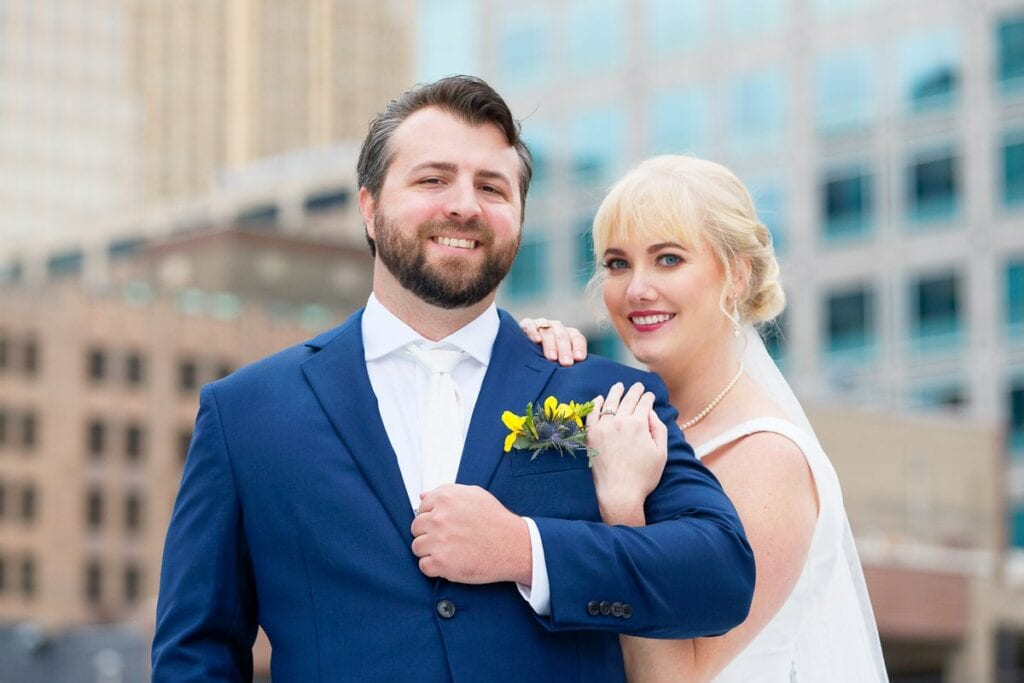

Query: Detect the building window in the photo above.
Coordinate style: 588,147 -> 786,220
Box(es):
899,28 -> 959,112
724,0 -> 784,36
815,49 -> 875,133
178,359 -> 199,393
85,561 -> 102,604
125,424 -> 145,462
125,492 -> 143,533
907,148 -> 959,223
997,13 -> 1024,90
417,0 -> 480,82
568,0 -> 625,75
910,271 -> 963,347
20,485 -> 36,523
825,286 -> 875,354
86,489 -> 104,530
649,87 -> 708,158
496,10 -> 549,88
46,250 -> 83,279
647,0 -> 707,56
177,428 -> 193,464
87,348 -> 107,382
522,124 -> 552,197
569,106 -> 626,188
1012,504 -> 1024,549
21,556 -> 35,597
23,336 -> 38,376
1010,383 -> 1024,452
21,413 -> 36,451
125,352 -> 145,386
506,236 -> 548,300
87,420 -> 106,459
916,382 -> 966,411
588,331 -> 623,361
1008,259 -> 1024,332
822,166 -> 872,239
1003,132 -> 1024,206
729,69 -> 786,154
751,184 -> 787,255
124,564 -> 141,604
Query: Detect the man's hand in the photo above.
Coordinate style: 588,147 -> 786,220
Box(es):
411,484 -> 532,585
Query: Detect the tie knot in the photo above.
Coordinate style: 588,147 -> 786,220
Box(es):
407,344 -> 463,375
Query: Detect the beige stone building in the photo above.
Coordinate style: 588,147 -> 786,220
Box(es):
0,0 -> 413,269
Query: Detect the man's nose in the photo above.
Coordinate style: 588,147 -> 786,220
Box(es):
442,179 -> 483,223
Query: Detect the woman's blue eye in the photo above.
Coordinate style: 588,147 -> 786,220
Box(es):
603,258 -> 629,270
658,254 -> 683,266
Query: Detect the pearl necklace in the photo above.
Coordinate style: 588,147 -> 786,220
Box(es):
679,363 -> 744,431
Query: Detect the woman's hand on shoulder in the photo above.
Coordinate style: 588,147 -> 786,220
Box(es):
518,317 -> 588,366
586,382 -> 668,526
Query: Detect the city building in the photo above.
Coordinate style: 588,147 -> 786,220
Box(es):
416,0 -> 1024,679
0,0 -> 413,274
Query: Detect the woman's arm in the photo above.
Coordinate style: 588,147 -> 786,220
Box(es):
608,432 -> 818,681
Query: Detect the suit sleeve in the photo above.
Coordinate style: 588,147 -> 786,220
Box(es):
531,371 -> 755,638
152,384 -> 258,681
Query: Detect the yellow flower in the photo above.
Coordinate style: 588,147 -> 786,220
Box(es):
543,396 -> 574,421
502,410 -> 528,452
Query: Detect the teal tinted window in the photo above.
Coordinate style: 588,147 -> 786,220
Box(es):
569,106 -> 626,187
825,286 -> 874,354
1010,383 -> 1024,452
1007,259 -> 1024,328
569,0 -> 625,74
649,88 -> 708,157
729,70 -> 786,152
997,14 -> 1024,88
418,0 -> 480,80
506,237 -> 548,300
646,0 -> 707,56
907,148 -> 959,223
910,271 -> 962,344
47,250 -> 83,278
522,124 -> 553,197
1012,505 -> 1024,548
1003,132 -> 1024,205
724,0 -> 784,36
497,10 -> 549,88
822,166 -> 872,239
815,50 -> 874,133
915,382 -> 966,410
575,216 -> 596,286
588,330 -> 623,360
899,28 -> 960,112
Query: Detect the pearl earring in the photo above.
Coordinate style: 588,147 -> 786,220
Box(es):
731,301 -> 741,337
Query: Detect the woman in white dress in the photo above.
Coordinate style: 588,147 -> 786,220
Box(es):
521,155 -> 887,682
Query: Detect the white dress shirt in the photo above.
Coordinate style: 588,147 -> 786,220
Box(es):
361,293 -> 550,614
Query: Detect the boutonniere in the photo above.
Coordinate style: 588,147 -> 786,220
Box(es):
502,396 -> 597,465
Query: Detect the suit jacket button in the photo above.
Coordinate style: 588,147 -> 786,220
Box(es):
611,602 -> 623,617
436,599 -> 456,619
621,603 -> 633,619
586,600 -> 600,616
599,601 -> 612,615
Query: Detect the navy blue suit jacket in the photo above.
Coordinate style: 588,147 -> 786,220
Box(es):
152,309 -> 754,682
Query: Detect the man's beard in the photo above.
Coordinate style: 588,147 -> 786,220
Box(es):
373,211 -> 521,309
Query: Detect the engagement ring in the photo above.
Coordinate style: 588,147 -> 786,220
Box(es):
535,318 -> 552,330
600,408 -> 617,416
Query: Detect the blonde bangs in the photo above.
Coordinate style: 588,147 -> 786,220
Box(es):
592,158 -> 706,261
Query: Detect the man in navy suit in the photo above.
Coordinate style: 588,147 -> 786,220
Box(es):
152,75 -> 754,682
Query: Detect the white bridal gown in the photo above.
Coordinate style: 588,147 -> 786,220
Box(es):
695,417 -> 888,683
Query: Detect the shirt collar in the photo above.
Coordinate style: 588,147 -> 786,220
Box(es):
362,292 -> 498,366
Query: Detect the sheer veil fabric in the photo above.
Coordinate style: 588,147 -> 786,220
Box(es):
697,325 -> 888,681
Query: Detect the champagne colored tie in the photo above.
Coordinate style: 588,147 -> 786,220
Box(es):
407,344 -> 465,494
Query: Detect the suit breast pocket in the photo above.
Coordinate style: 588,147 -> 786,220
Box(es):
508,448 -> 592,476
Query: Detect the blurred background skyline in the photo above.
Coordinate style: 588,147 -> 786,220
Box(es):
1,0 -> 1023,680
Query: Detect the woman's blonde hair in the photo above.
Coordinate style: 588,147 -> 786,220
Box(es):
591,155 -> 785,324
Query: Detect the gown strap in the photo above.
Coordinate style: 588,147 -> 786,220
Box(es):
693,417 -> 815,461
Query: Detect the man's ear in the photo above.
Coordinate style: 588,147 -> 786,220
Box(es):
358,187 -> 377,240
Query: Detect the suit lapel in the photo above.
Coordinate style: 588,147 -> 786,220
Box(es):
301,311 -> 415,541
458,310 -> 555,489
